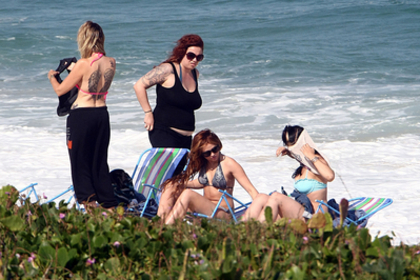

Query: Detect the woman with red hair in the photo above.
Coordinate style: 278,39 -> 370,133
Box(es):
158,129 -> 259,224
134,34 -> 204,149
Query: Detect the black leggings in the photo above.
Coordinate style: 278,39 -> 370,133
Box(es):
66,107 -> 117,208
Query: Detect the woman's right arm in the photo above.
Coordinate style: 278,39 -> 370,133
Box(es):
48,60 -> 86,96
133,63 -> 172,131
276,146 -> 294,159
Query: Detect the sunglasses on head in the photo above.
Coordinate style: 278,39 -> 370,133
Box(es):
186,52 -> 204,62
202,145 -> 220,157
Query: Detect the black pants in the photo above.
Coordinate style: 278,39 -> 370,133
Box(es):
66,107 -> 118,208
148,123 -> 191,175
148,123 -> 192,149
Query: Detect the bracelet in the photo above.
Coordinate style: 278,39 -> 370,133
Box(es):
310,156 -> 319,163
144,110 -> 152,114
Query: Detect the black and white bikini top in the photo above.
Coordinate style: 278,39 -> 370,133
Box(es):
198,162 -> 228,190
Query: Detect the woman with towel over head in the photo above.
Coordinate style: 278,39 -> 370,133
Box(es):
243,125 -> 335,222
47,21 -> 118,209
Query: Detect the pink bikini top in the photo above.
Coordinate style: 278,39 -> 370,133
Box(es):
76,53 -> 108,100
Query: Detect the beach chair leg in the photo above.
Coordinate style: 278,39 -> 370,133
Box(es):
19,183 -> 39,204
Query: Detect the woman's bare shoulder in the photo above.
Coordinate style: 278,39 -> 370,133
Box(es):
221,155 -> 241,169
158,62 -> 174,72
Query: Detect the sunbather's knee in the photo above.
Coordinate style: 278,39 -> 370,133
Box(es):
254,193 -> 269,203
269,192 -> 287,202
178,189 -> 196,202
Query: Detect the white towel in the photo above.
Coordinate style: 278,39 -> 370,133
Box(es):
285,129 -> 330,175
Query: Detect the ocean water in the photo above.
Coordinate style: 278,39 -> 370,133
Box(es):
1,0 -> 420,245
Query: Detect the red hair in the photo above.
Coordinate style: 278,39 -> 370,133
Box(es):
163,34 -> 204,64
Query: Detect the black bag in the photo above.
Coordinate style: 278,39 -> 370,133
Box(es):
54,57 -> 78,117
110,169 -> 145,205
109,169 -> 158,217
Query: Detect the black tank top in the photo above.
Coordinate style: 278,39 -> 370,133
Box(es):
153,62 -> 202,131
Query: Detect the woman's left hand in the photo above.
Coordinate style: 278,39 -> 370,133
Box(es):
301,144 -> 316,160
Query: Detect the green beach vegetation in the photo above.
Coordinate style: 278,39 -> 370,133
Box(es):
1,184 -> 419,279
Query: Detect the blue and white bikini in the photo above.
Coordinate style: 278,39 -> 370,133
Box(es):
294,168 -> 327,195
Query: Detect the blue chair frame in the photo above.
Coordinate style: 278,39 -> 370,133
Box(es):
193,190 -> 251,223
315,197 -> 393,226
45,185 -> 81,210
19,183 -> 39,203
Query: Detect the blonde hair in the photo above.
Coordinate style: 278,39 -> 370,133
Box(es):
77,21 -> 106,58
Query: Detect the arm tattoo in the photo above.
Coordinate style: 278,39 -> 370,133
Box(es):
142,64 -> 172,87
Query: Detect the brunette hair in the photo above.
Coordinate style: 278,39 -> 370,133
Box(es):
163,34 -> 204,64
77,21 -> 106,59
163,129 -> 222,195
282,125 -> 304,147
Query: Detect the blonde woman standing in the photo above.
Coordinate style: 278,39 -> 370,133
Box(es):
48,21 -> 117,209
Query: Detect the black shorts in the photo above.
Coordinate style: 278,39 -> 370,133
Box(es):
148,123 -> 192,149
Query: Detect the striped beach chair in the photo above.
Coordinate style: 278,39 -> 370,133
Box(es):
131,147 -> 189,217
315,197 -> 393,227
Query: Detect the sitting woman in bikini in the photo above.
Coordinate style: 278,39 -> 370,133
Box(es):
243,125 -> 335,222
158,129 -> 259,224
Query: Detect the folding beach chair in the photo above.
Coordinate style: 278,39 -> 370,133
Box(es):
132,147 -> 189,217
192,190 -> 251,223
315,197 -> 393,227
19,183 -> 39,203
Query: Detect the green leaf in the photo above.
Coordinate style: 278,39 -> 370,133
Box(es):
324,212 -> 334,232
105,257 -> 121,274
264,206 -> 273,224
38,242 -> 55,262
182,240 -> 194,250
109,231 -> 123,243
366,247 -> 379,258
57,247 -> 69,267
68,248 -> 78,261
70,233 -> 81,246
221,255 -> 236,274
93,234 -> 108,249
0,215 -> 24,232
117,206 -> 125,216
286,264 -> 305,279
0,185 -> 19,206
308,213 -> 326,229
290,219 -> 307,235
